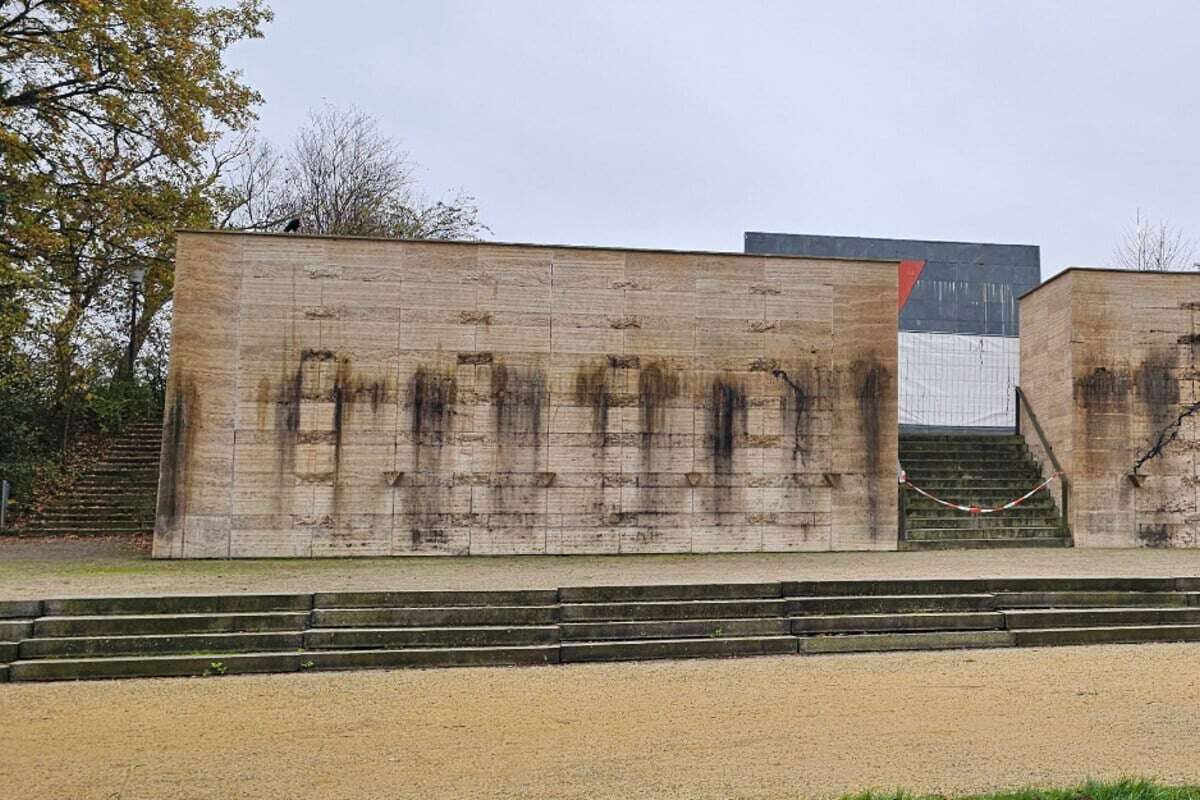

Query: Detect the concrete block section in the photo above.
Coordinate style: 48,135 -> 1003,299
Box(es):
559,583 -> 783,604
798,630 -> 1015,654
789,594 -> 996,616
791,611 -> 1004,635
560,618 -> 789,641
303,626 -> 560,650
313,590 -> 559,609
308,645 -> 560,671
560,598 -> 787,622
0,600 -> 41,619
42,594 -> 313,616
561,635 -> 797,663
0,642 -> 17,662
33,611 -> 310,637
1013,624 -> 1200,648
987,577 -> 1180,593
1004,608 -> 1200,630
9,651 -> 303,682
18,631 -> 304,660
312,606 -> 559,628
785,579 -> 991,597
994,591 -> 1190,609
0,619 -> 33,640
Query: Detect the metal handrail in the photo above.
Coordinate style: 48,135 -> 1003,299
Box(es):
1014,386 -> 1069,537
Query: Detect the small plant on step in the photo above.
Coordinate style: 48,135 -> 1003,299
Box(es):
202,661 -> 227,677
711,627 -> 724,638
301,660 -> 315,669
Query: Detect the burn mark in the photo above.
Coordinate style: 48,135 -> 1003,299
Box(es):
1137,523 -> 1171,548
156,378 -> 197,528
608,354 -> 640,370
853,359 -> 891,539
574,363 -> 611,442
408,367 -> 457,447
457,351 -> 494,365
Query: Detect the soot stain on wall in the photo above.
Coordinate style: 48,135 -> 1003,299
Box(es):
157,376 -> 197,528
404,366 -> 458,547
706,375 -> 748,521
574,363 -> 611,444
638,361 -> 680,468
1134,351 -> 1179,423
1075,365 -> 1131,409
853,359 -> 891,538
491,363 -> 548,513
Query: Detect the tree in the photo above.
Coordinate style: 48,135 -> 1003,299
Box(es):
222,106 -> 488,240
1114,210 -> 1196,271
0,0 -> 270,504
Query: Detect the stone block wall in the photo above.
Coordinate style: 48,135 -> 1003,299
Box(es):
154,232 -> 898,558
1020,269 -> 1200,547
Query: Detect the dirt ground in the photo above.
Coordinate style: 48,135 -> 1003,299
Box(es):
6,536 -> 1200,599
3,642 -> 1199,799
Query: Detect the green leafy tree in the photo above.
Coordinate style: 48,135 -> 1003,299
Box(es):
0,0 -> 270,507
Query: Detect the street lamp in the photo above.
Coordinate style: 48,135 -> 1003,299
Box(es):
127,267 -> 146,377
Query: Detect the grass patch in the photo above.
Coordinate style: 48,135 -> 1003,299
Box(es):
842,779 -> 1200,800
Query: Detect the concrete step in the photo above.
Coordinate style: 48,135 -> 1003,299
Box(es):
798,630 -> 1015,654
303,625 -> 560,649
307,645 -> 560,671
1004,607 -> 1200,629
560,598 -> 787,622
0,642 -> 17,662
43,594 -> 312,616
313,590 -> 558,608
0,620 -> 33,640
559,582 -> 783,603
788,594 -> 996,615
1013,624 -> 1200,647
560,635 -> 797,663
906,528 -> 1066,540
905,518 -> 1063,531
787,579 -> 992,596
791,611 -> 1005,635
9,651 -> 303,681
994,591 -> 1193,609
311,605 -> 559,628
900,536 -> 1071,550
34,611 -> 310,637
0,601 -> 41,618
19,631 -> 303,659
988,577 -> 1182,593
559,617 -> 789,641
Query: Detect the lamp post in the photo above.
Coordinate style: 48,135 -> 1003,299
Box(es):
127,267 -> 146,377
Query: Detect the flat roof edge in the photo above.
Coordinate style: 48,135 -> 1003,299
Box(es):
1019,266 -> 1200,300
176,229 -> 903,264
744,230 -> 1039,251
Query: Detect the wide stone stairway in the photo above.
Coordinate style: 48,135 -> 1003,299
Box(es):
900,433 -> 1071,549
4,577 -> 1200,682
21,421 -> 162,536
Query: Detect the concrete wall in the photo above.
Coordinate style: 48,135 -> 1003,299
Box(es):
1020,269 -> 1200,547
154,232 -> 898,558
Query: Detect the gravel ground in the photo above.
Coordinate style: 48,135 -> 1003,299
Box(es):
6,536 -> 1200,599
3,643 -> 1199,799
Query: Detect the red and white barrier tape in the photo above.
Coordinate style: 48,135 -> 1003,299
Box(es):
900,471 -> 1060,515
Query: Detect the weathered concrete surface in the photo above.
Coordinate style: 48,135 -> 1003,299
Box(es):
4,644 -> 1200,799
14,536 -> 1200,599
1021,268 -> 1200,547
156,232 -> 898,558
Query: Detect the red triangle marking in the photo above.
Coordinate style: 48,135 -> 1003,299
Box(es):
898,260 -> 925,311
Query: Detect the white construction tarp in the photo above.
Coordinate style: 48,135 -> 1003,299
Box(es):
898,332 -> 1019,428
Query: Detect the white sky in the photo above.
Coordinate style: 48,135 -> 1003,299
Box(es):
223,1 -> 1200,277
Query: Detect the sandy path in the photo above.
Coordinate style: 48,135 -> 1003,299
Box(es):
4,643 -> 1200,799
7,537 -> 1200,599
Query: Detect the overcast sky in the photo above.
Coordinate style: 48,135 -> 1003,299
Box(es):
224,1 -> 1200,277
